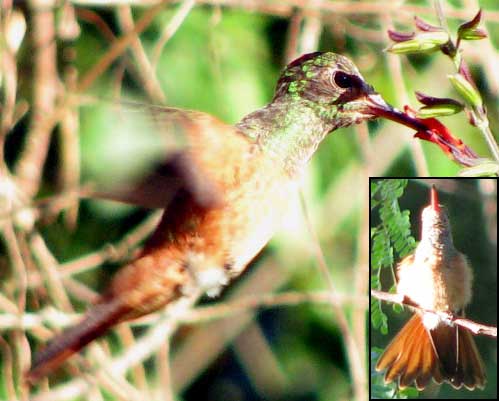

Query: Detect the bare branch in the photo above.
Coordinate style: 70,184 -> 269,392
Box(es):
0,290 -> 367,330
371,289 -> 497,338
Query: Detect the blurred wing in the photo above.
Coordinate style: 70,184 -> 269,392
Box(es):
92,152 -> 217,209
81,101 -> 246,209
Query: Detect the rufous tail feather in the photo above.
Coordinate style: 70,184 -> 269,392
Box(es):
26,299 -> 127,383
376,314 -> 486,390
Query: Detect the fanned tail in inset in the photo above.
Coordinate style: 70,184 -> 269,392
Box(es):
376,313 -> 486,390
376,314 -> 440,390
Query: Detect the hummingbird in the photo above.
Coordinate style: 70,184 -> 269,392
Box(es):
375,186 -> 486,390
27,51 -> 443,381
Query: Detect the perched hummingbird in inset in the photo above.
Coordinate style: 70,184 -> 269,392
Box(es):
27,52 -> 447,381
375,186 -> 486,390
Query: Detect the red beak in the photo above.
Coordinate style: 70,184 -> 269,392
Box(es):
364,93 -> 431,131
363,93 -> 479,167
430,185 -> 440,212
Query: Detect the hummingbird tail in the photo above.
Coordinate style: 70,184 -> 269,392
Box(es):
376,314 -> 441,390
460,326 -> 487,389
376,313 -> 486,390
26,299 -> 127,383
430,320 -> 487,389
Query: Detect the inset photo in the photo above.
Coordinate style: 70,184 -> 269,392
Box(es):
370,179 -> 497,398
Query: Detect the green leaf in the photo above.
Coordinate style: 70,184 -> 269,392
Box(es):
371,180 -> 417,338
399,386 -> 420,398
392,303 -> 404,314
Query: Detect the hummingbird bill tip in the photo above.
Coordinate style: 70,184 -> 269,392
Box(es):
431,185 -> 440,211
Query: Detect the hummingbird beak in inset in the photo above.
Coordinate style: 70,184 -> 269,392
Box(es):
430,185 -> 440,212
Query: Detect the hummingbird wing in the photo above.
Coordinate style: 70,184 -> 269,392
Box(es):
82,101 -> 253,210
26,103 -> 260,382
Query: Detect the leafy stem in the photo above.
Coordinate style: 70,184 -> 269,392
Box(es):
387,3 -> 499,171
433,2 -> 499,162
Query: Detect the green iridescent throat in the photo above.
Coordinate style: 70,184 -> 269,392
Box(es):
236,97 -> 339,176
236,52 -> 373,176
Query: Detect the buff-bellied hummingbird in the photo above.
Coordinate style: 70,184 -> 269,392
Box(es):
27,52 -> 462,381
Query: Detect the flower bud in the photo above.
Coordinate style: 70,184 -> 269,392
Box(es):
388,29 -> 415,43
459,161 -> 499,177
417,104 -> 463,118
414,16 -> 442,32
387,31 -> 450,54
448,73 -> 483,108
458,10 -> 487,41
414,91 -> 464,117
459,28 -> 487,41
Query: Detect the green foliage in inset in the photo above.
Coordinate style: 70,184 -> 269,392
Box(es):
370,179 -> 416,333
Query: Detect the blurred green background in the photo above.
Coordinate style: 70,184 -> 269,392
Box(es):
1,0 -> 498,400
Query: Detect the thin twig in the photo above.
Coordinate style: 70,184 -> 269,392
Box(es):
299,192 -> 366,401
15,0 -> 58,197
182,290 -> 367,323
29,292 -> 201,401
283,11 -> 303,63
371,289 -> 497,338
157,341 -> 174,401
59,67 -> 81,230
0,8 -> 20,152
150,0 -> 195,71
116,5 -> 166,103
27,211 -> 162,289
297,0 -> 323,55
352,123 -> 370,400
30,233 -> 73,312
77,1 -> 167,92
0,290 -> 366,330
115,324 -> 149,392
433,0 -> 450,32
0,335 -> 17,401
68,1 -> 499,22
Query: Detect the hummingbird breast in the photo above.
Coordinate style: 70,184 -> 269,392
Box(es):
397,248 -> 473,313
167,115 -> 300,290
107,118 -> 298,311
220,156 -> 298,274
173,148 -> 297,294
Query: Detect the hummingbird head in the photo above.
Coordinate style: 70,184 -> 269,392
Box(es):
273,52 -> 430,132
238,52 -> 438,175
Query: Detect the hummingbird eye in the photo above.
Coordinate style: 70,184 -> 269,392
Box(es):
333,71 -> 356,89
